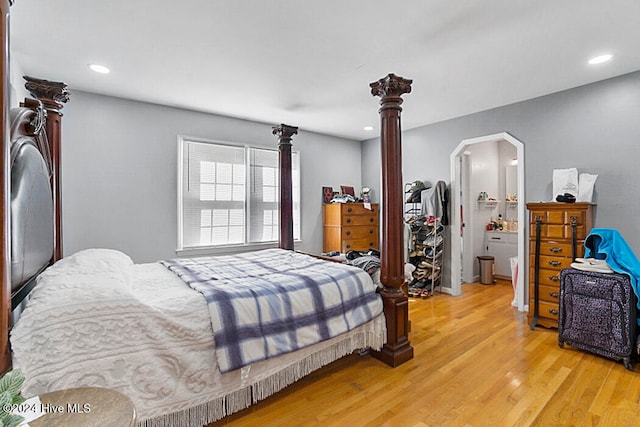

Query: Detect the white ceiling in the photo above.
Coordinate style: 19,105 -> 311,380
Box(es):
9,0 -> 640,140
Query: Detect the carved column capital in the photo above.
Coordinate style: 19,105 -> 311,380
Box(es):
24,76 -> 69,112
370,73 -> 413,100
272,123 -> 298,146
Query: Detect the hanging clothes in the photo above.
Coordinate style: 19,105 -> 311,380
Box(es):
420,180 -> 449,225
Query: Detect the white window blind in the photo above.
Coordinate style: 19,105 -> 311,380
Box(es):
179,138 -> 300,250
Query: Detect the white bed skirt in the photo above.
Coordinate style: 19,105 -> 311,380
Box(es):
141,313 -> 386,427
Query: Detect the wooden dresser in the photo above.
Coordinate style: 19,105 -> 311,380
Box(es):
526,202 -> 595,329
323,203 -> 379,253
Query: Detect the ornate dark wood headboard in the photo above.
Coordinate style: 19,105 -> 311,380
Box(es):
1,1 -> 69,372
0,85 -> 68,373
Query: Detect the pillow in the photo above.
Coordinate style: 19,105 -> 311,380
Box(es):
54,248 -> 133,272
36,249 -> 135,294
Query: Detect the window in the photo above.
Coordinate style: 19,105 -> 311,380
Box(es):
178,137 -> 300,250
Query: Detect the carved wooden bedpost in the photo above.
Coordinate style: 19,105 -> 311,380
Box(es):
0,0 -> 11,374
24,76 -> 69,263
370,73 -> 414,367
272,123 -> 298,250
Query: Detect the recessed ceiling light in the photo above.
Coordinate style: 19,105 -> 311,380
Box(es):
363,126 -> 374,131
89,64 -> 110,74
588,54 -> 613,65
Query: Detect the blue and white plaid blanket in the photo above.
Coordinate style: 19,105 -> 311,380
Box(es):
161,248 -> 383,373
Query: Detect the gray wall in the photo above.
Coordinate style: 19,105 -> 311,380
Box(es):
61,91 -> 362,263
362,70 -> 640,251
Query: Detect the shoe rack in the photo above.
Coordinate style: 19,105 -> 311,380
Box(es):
405,183 -> 444,298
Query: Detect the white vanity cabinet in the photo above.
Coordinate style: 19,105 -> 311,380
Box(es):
485,231 -> 518,278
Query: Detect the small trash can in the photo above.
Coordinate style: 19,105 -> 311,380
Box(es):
477,255 -> 495,285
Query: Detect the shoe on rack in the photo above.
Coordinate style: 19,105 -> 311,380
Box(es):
425,224 -> 444,235
423,234 -> 444,247
413,268 -> 428,280
425,244 -> 444,258
419,260 -> 440,270
426,216 -> 440,226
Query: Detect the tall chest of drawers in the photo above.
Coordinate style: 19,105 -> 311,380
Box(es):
526,202 -> 595,329
323,203 -> 379,253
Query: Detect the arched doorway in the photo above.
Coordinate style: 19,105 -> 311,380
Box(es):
448,132 -> 526,312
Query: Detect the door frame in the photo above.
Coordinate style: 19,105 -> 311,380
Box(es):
448,132 -> 526,312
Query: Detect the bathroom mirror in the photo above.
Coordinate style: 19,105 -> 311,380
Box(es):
505,164 -> 517,200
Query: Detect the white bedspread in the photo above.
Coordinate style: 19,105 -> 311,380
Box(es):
10,249 -> 386,426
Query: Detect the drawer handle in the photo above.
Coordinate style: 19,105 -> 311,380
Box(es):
548,291 -> 559,298
535,215 -> 544,221
549,247 -> 563,253
346,244 -> 351,249
549,275 -> 560,282
369,229 -> 374,234
346,231 -> 351,236
370,242 -> 374,247
548,260 -> 562,266
347,207 -> 353,213
548,308 -> 559,315
347,218 -> 352,224
370,218 -> 374,223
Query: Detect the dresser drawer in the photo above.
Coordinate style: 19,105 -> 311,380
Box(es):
530,224 -> 587,240
530,241 -> 585,258
342,238 -> 378,252
341,204 -> 377,216
529,208 -> 587,225
343,215 -> 378,226
538,300 -> 560,320
342,226 -> 378,240
536,254 -> 573,271
539,283 -> 561,302
530,267 -> 562,286
528,283 -> 561,304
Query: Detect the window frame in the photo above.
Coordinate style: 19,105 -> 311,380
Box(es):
176,135 -> 301,256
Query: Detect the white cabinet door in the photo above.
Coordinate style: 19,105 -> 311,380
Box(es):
485,232 -> 518,277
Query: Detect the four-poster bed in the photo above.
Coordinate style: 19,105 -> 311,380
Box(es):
0,3 -> 414,424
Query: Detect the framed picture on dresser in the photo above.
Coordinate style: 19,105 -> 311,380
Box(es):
322,186 -> 333,203
340,185 -> 355,197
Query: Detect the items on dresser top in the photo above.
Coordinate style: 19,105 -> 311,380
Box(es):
323,203 -> 379,253
527,202 -> 595,330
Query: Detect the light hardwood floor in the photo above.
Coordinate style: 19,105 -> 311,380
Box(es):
210,281 -> 640,426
